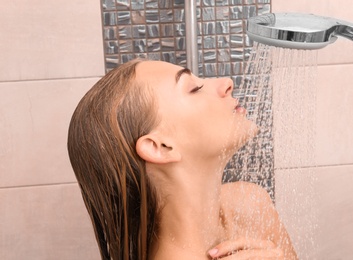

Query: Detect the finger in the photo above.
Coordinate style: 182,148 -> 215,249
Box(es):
218,248 -> 284,260
208,238 -> 276,258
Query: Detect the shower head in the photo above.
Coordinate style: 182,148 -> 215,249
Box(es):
247,13 -> 353,50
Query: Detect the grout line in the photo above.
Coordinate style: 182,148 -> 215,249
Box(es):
317,62 -> 353,67
0,181 -> 78,190
0,75 -> 104,84
275,163 -> 353,171
2,163 -> 351,190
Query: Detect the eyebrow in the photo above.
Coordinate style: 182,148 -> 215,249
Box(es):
175,68 -> 191,83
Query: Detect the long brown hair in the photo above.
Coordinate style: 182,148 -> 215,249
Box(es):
67,59 -> 158,260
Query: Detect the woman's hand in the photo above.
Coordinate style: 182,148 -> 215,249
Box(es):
208,238 -> 284,259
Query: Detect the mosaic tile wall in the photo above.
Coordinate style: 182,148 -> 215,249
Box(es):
100,0 -> 273,195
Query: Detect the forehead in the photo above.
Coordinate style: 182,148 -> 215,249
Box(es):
136,60 -> 182,83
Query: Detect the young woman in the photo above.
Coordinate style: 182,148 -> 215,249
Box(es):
67,59 -> 297,260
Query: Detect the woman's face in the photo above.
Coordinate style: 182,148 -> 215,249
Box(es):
136,60 -> 257,159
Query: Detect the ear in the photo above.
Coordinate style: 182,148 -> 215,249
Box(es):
136,134 -> 181,164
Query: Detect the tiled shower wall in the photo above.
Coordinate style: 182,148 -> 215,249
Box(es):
102,0 -> 271,78
101,0 -> 274,195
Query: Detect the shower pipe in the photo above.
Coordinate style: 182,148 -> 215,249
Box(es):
185,0 -> 199,76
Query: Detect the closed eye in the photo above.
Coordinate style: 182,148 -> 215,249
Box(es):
190,85 -> 204,93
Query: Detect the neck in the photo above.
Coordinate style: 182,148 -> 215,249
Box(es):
150,157 -> 229,258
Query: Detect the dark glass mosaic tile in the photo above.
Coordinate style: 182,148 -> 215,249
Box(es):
229,0 -> 242,4
202,0 -> 215,6
146,0 -> 158,8
146,9 -> 159,23
218,49 -> 230,62
160,24 -> 174,37
217,62 -> 231,76
230,34 -> 243,48
202,7 -> 215,21
161,38 -> 175,50
203,49 -> 216,62
147,24 -> 160,37
217,35 -> 229,48
202,22 -> 216,35
102,0 -> 116,10
174,23 -> 185,36
159,0 -> 173,8
131,1 -> 145,10
215,0 -> 229,6
243,5 -> 256,19
173,9 -> 185,22
117,11 -> 131,24
104,41 -> 119,54
132,25 -> 146,38
216,21 -> 229,34
116,0 -> 129,10
103,12 -> 117,26
175,37 -> 186,50
133,39 -> 147,52
230,48 -> 244,62
230,20 -> 243,34
147,38 -> 161,51
203,36 -> 216,49
216,7 -> 229,20
118,26 -> 132,39
229,6 -> 242,19
176,51 -> 187,65
161,51 -> 176,63
160,9 -> 174,22
204,63 -> 217,76
119,40 -> 133,52
148,52 -> 161,60
104,27 -> 117,40
231,62 -> 243,75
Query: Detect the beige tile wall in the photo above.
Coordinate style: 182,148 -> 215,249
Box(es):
0,184 -> 100,259
0,0 -> 104,81
273,1 -> 353,259
0,0 -> 104,259
276,166 -> 353,260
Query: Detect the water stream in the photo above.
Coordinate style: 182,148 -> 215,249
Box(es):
224,42 -> 319,258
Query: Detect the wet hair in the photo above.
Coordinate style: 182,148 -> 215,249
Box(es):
67,59 -> 159,260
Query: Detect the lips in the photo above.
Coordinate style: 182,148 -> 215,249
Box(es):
234,99 -> 241,110
233,100 -> 246,114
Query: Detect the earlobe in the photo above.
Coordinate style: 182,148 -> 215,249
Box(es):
136,134 -> 181,164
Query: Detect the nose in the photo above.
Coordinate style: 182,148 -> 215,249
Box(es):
216,77 -> 234,98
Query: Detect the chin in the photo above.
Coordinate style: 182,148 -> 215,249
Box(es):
231,119 -> 259,152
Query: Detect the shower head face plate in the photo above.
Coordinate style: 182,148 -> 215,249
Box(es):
247,13 -> 340,49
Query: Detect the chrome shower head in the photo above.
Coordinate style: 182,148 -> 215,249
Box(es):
247,13 -> 353,50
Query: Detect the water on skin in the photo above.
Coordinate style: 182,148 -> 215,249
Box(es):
224,42 -> 319,259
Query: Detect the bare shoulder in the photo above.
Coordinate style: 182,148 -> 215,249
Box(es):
221,181 -> 298,259
221,181 -> 274,214
220,181 -> 278,240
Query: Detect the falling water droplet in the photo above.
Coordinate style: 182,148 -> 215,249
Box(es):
224,42 -> 319,259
